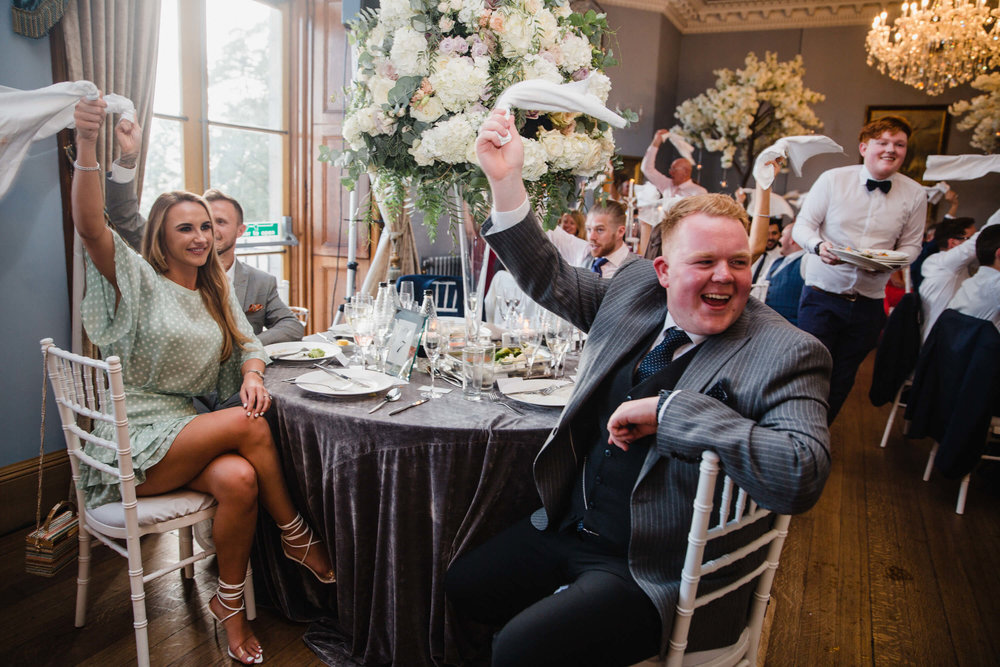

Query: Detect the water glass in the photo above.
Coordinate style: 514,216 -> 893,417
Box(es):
461,343 -> 493,400
399,281 -> 415,311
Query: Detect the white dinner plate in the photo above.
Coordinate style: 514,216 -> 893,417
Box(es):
266,341 -> 343,362
499,378 -> 574,407
829,248 -> 898,272
288,368 -> 397,396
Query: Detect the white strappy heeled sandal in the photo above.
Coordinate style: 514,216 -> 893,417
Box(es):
277,513 -> 336,584
209,577 -> 264,664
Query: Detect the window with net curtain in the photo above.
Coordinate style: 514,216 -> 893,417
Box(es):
141,0 -> 288,284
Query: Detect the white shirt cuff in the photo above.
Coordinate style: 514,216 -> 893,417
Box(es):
110,162 -> 136,184
487,197 -> 531,234
657,389 -> 682,422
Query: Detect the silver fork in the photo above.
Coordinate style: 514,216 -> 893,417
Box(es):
271,346 -> 311,359
505,381 -> 573,397
486,389 -> 525,415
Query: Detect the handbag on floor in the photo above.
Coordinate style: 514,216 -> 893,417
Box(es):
26,346 -> 78,577
26,500 -> 78,577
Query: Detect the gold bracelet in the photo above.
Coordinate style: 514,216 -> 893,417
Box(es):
245,369 -> 264,380
73,160 -> 101,172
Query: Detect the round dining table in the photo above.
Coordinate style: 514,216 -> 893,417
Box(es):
254,357 -> 563,666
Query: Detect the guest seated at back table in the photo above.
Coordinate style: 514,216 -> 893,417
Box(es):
948,224 -> 1000,333
446,108 -> 832,667
72,96 -> 334,665
919,214 -> 998,340
764,222 -> 806,327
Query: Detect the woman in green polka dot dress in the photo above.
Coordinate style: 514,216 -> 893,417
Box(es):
72,96 -> 334,665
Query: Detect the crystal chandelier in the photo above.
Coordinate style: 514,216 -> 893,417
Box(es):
866,0 -> 1000,96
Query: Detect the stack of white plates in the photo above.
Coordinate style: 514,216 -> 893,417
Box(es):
829,247 -> 909,272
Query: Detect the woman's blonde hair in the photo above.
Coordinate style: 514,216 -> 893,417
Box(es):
565,210 -> 587,239
141,191 -> 250,362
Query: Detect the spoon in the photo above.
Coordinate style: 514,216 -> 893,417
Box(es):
368,387 -> 402,414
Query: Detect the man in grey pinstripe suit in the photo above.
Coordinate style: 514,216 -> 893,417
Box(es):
445,110 -> 832,667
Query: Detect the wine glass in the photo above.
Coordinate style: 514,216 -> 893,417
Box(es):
421,319 -> 443,398
544,315 -> 573,379
347,302 -> 375,370
505,297 -> 522,330
399,281 -> 415,311
520,320 -> 542,379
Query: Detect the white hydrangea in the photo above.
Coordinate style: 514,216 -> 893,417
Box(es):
458,0 -> 486,28
523,54 -> 562,84
390,27 -> 429,77
366,24 -> 388,54
586,72 -> 612,103
429,56 -> 489,112
521,138 -> 549,181
379,0 -> 416,31
560,34 -> 592,73
408,112 -> 480,165
342,113 -> 366,150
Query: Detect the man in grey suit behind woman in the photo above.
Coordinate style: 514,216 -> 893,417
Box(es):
104,117 -> 303,347
445,109 -> 832,667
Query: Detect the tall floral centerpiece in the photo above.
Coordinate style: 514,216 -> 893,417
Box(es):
949,73 -> 1000,155
671,52 -> 825,188
323,0 -> 625,235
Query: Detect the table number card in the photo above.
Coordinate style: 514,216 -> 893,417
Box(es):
383,309 -> 427,379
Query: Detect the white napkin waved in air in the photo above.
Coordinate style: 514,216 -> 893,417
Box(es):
752,135 -> 845,190
923,181 -> 950,204
666,133 -> 695,165
632,182 -> 683,226
494,76 -> 627,146
923,154 -> 1000,181
0,80 -> 136,198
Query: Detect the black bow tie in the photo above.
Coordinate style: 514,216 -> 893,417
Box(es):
866,178 -> 892,194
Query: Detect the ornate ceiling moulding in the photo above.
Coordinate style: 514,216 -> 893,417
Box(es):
602,0 -> 886,33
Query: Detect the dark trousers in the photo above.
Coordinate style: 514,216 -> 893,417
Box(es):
445,516 -> 662,667
798,286 -> 886,423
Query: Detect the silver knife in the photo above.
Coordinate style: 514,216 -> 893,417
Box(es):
312,363 -> 375,388
388,398 -> 429,416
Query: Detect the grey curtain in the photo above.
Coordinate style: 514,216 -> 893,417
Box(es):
58,0 -> 160,354
62,0 -> 160,194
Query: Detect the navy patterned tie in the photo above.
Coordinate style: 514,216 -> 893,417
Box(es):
636,327 -> 691,383
591,257 -> 609,275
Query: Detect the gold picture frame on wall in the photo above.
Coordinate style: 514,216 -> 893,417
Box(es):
865,105 -> 949,184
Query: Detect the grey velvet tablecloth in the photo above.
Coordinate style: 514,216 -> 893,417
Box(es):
254,361 -> 559,666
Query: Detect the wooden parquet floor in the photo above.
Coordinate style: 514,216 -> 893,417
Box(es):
1,355 -> 997,666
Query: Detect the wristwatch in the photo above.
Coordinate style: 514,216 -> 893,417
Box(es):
813,241 -> 823,256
